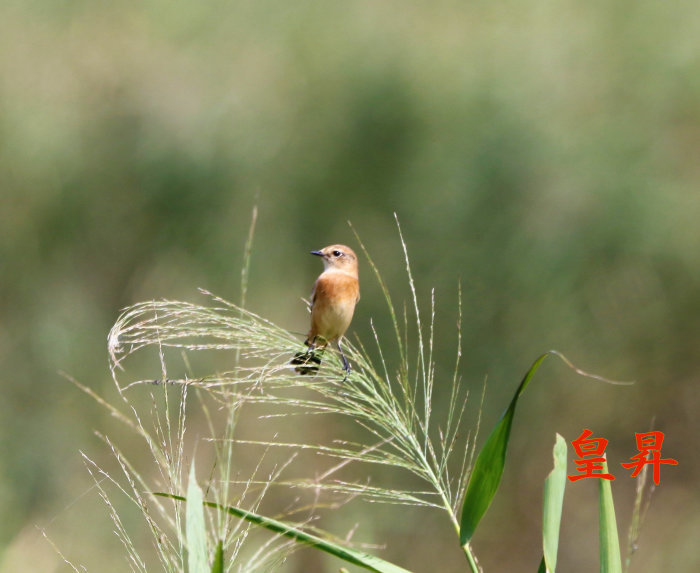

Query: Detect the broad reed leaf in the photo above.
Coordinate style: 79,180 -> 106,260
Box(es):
156,493 -> 413,573
541,433 -> 567,573
459,353 -> 550,545
599,460 -> 622,573
186,464 -> 209,573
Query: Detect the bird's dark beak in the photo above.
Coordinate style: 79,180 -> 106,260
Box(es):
310,250 -> 324,257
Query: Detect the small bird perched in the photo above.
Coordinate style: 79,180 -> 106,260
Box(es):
291,244 -> 360,377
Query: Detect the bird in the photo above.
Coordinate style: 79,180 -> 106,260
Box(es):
291,244 -> 360,378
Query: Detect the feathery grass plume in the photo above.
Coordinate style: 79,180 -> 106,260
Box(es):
72,373 -> 301,572
69,208 -> 306,571
105,217 -> 477,568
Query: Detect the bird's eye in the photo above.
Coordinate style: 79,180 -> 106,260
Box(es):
332,250 -> 342,257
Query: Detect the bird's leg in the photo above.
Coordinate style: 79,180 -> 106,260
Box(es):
336,340 -> 350,381
306,335 -> 317,353
305,336 -> 323,365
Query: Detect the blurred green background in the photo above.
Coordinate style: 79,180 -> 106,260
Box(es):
1,1 -> 699,571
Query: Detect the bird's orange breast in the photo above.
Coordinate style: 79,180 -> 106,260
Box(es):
308,272 -> 359,343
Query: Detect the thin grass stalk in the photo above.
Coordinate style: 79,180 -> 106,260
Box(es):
220,205 -> 258,549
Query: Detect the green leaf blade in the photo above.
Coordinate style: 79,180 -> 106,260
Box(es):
211,540 -> 224,573
156,493 -> 413,573
459,353 -> 550,545
599,460 -> 622,573
186,464 -> 209,573
542,433 -> 567,573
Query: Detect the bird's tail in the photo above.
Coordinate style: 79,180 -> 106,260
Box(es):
290,348 -> 324,375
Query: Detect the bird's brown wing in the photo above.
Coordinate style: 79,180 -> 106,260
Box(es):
310,279 -> 318,309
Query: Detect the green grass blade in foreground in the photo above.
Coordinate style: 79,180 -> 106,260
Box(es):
186,463 -> 209,573
211,540 -> 224,573
459,352 -> 550,545
599,460 -> 622,573
155,494 -> 413,573
541,433 -> 567,573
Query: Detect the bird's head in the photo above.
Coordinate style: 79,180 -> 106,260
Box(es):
311,244 -> 358,275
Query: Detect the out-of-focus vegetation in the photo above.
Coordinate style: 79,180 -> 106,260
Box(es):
1,1 -> 698,571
